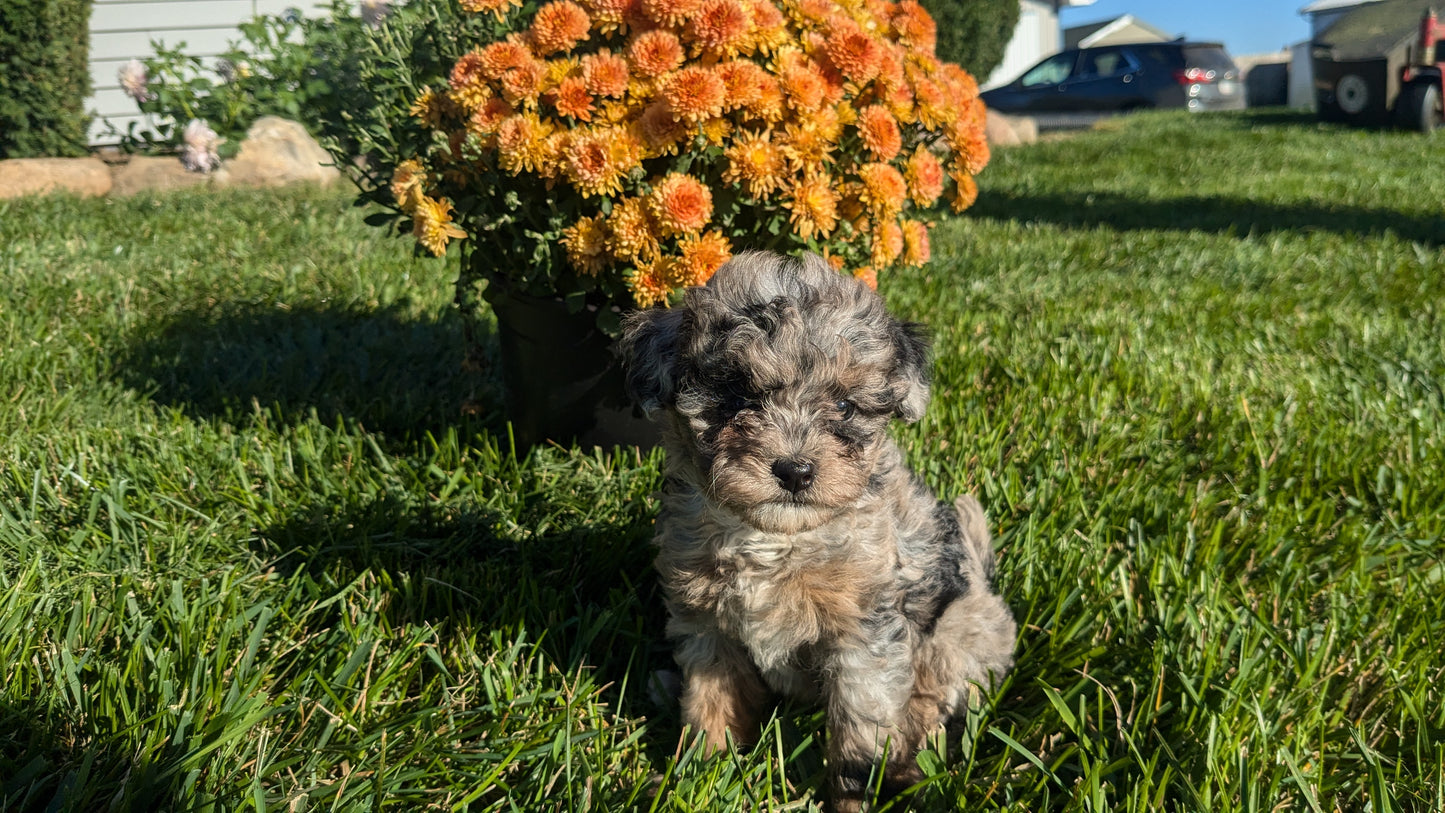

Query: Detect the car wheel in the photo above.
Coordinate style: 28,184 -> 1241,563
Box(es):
1336,74 -> 1370,115
1397,80 -> 1443,133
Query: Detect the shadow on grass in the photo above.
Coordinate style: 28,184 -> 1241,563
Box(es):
256,492 -> 672,697
0,704 -> 163,812
969,189 -> 1445,246
115,303 -> 503,439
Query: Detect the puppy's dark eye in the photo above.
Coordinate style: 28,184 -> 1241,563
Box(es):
836,399 -> 857,421
723,394 -> 761,415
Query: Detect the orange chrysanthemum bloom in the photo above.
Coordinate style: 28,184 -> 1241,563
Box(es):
904,145 -> 943,206
412,195 -> 468,256
560,215 -> 610,274
675,230 -> 732,286
940,63 -> 979,102
606,197 -> 661,261
479,40 -> 534,80
890,0 -> 936,52
641,0 -> 703,28
910,73 -> 946,129
689,0 -> 754,57
858,162 -> 908,217
495,112 -> 555,173
529,1 -> 591,56
469,95 -> 514,137
824,20 -> 882,84
780,64 -> 827,113
461,0 -> 522,19
900,219 -> 929,266
581,51 -> 630,97
563,127 -> 639,196
950,170 -> 978,213
952,129 -> 990,176
722,129 -> 786,198
649,173 -> 713,235
715,60 -> 765,110
856,104 -> 901,160
871,218 -> 903,267
784,173 -> 839,240
390,159 -> 426,213
791,0 -> 838,26
853,265 -> 878,290
449,52 -> 491,111
636,101 -> 689,154
662,66 -> 727,123
552,76 -> 594,120
628,30 -> 686,78
498,60 -> 547,105
628,261 -> 674,308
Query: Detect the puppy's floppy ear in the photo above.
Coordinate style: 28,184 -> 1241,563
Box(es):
619,306 -> 687,417
888,319 -> 931,422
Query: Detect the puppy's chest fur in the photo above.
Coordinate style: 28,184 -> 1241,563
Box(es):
657,501 -> 894,677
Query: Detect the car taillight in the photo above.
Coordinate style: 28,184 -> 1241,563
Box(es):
1174,67 -> 1217,85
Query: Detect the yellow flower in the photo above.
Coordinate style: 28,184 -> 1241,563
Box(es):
390,159 -> 426,213
412,195 -> 467,256
461,0 -> 522,19
560,215 -> 610,274
449,51 -> 491,112
722,129 -> 785,199
857,161 -> 907,217
784,173 -> 839,240
628,260 -> 674,308
870,218 -> 903,267
606,196 -> 661,261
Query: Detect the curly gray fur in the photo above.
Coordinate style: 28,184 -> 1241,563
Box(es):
621,251 -> 1016,812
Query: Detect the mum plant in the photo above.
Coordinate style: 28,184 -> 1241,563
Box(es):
390,0 -> 990,332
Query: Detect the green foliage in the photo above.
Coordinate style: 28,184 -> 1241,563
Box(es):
917,0 -> 1019,80
0,0 -> 94,158
116,0 -> 450,162
2,111 -> 1444,809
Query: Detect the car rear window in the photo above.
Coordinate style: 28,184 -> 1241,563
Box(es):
1183,46 -> 1237,72
1127,45 -> 1183,72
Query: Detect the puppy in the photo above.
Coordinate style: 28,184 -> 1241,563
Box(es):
621,251 -> 1015,811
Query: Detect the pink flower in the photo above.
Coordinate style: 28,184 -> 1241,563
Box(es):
118,59 -> 153,103
180,119 -> 221,173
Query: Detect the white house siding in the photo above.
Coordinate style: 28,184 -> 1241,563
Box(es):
87,0 -> 326,144
982,0 -> 1058,89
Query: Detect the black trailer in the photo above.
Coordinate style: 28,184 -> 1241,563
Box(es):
1313,0 -> 1445,131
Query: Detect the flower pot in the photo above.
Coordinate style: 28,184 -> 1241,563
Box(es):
481,282 -> 656,451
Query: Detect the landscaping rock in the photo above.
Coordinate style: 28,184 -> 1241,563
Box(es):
0,157 -> 112,199
985,110 -> 1038,147
218,116 -> 339,188
110,156 -> 215,197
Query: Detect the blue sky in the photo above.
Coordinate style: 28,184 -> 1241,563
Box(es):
1059,1 -> 1311,57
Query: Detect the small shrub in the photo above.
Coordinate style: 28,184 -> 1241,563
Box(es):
0,0 -> 94,158
914,0 -> 1018,82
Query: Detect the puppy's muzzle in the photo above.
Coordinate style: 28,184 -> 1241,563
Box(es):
771,458 -> 815,494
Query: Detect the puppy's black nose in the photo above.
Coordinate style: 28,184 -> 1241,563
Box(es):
772,459 -> 815,494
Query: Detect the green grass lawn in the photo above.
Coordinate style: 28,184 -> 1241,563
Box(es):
2,109 -> 1442,811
